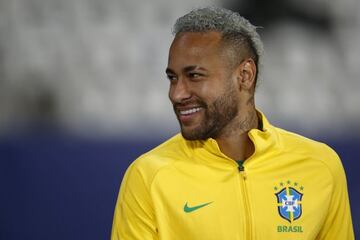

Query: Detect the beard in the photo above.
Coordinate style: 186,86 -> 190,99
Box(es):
175,83 -> 239,140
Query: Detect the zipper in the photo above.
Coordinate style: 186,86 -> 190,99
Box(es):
236,161 -> 252,239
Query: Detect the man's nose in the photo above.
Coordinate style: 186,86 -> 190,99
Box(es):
169,78 -> 192,103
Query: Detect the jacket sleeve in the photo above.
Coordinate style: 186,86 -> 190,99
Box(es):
316,150 -> 354,239
111,161 -> 158,240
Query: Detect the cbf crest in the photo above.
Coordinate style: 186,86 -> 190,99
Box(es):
274,181 -> 303,223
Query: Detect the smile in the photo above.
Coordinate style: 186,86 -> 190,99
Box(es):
179,107 -> 202,115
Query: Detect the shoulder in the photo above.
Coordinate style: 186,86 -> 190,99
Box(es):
274,127 -> 344,177
136,133 -> 188,168
125,133 -> 188,186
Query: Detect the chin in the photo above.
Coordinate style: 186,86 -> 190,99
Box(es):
180,128 -> 208,141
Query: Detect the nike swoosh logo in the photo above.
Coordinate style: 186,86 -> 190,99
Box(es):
183,201 -> 213,213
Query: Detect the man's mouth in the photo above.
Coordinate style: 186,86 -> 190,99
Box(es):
179,107 -> 202,115
176,106 -> 204,125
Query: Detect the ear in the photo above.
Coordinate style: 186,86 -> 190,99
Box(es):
236,58 -> 257,91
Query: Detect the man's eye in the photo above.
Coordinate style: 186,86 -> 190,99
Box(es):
189,73 -> 202,79
167,75 -> 177,81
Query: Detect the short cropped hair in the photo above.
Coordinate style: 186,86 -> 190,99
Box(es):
173,7 -> 264,85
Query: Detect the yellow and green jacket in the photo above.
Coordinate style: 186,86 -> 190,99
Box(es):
111,113 -> 354,239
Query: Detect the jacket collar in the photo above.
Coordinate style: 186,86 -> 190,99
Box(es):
184,110 -> 279,168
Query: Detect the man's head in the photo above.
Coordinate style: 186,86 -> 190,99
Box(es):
166,7 -> 263,140
173,7 -> 263,85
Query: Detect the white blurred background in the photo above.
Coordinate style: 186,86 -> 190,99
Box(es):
0,0 -> 359,139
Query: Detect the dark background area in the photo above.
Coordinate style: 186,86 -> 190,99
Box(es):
0,133 -> 159,239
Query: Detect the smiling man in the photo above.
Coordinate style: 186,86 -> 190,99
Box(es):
111,7 -> 354,240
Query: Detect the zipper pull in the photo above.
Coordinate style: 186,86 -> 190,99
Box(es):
236,160 -> 247,179
236,160 -> 244,171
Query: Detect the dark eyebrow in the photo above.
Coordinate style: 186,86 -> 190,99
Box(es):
166,66 -> 207,75
183,65 -> 207,73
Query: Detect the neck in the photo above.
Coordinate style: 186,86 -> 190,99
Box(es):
214,107 -> 258,161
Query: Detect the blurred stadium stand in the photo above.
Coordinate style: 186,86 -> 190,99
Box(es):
0,0 -> 359,239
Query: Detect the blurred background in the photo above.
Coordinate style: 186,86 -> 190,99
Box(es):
0,0 -> 359,239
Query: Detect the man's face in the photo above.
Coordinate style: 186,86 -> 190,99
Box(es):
166,32 -> 239,140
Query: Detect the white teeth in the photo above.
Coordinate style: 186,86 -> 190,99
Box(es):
180,107 -> 201,115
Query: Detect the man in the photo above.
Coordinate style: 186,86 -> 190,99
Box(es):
111,7 -> 354,240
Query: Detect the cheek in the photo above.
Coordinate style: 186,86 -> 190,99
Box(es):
197,81 -> 225,100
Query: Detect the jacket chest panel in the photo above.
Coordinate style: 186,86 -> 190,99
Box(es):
151,156 -> 333,239
152,169 -> 245,239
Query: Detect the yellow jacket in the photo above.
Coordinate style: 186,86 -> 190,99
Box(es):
111,113 -> 354,239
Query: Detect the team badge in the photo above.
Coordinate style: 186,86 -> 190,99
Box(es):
274,181 -> 303,223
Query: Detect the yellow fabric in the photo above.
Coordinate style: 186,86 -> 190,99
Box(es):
111,112 -> 354,240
